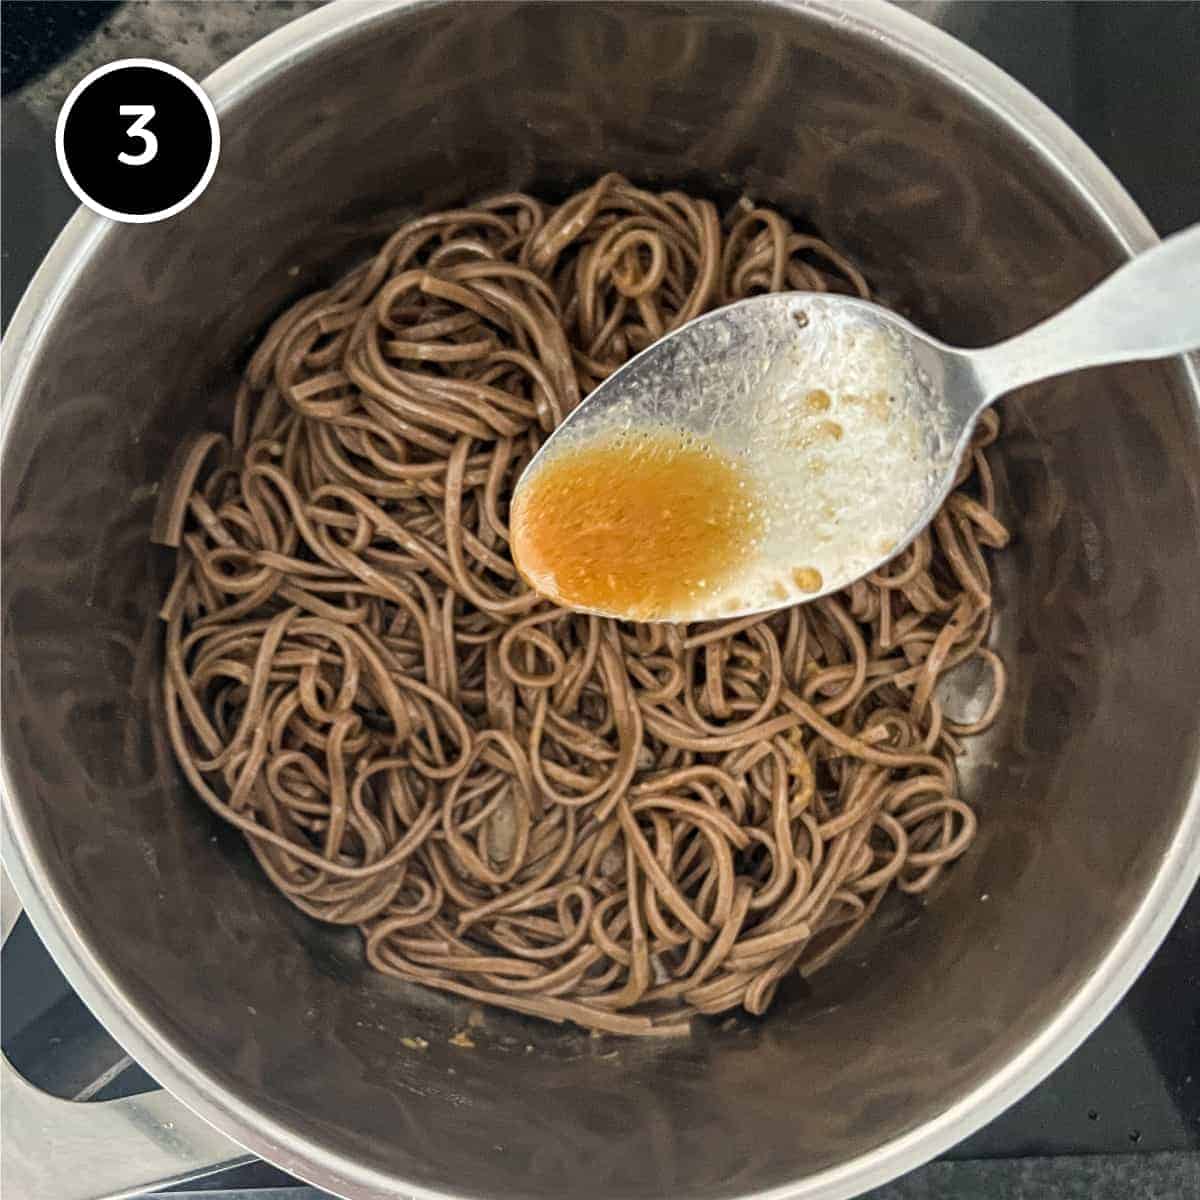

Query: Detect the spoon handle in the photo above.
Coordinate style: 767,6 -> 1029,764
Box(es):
967,223 -> 1200,403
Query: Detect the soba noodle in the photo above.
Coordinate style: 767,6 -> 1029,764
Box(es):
157,174 -> 1009,1036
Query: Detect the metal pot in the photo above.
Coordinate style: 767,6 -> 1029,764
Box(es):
3,2 -> 1199,1198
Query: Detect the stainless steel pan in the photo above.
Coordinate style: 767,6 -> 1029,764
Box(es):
3,2 -> 1199,1198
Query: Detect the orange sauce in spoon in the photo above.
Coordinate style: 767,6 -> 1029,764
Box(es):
511,429 -> 765,621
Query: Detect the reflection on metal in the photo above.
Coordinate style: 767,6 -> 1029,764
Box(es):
1,867 -> 251,1200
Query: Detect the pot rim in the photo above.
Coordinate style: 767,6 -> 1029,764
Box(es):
3,2 -> 1199,1199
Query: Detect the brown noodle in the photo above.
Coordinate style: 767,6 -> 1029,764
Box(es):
157,174 -> 1009,1036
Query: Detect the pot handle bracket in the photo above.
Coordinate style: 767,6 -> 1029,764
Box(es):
1,864 -> 252,1200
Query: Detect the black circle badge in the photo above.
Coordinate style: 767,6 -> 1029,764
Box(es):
55,58 -> 220,223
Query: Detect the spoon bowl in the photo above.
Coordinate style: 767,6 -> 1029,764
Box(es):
512,225 -> 1200,622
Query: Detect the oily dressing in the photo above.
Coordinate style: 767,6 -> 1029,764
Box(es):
510,429 -> 767,621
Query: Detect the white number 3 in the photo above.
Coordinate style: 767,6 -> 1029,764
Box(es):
118,105 -> 158,165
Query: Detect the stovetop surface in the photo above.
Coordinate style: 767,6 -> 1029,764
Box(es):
2,2 -> 1198,1196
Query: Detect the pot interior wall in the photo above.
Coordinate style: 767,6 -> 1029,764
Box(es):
3,4 -> 1199,1199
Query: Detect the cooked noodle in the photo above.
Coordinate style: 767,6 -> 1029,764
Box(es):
157,174 -> 1009,1036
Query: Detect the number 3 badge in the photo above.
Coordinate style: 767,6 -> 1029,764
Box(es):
56,58 -> 220,224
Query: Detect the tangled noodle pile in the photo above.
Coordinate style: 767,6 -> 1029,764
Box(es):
158,175 -> 1008,1035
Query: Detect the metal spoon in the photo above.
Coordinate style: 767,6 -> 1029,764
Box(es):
513,224 -> 1200,622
